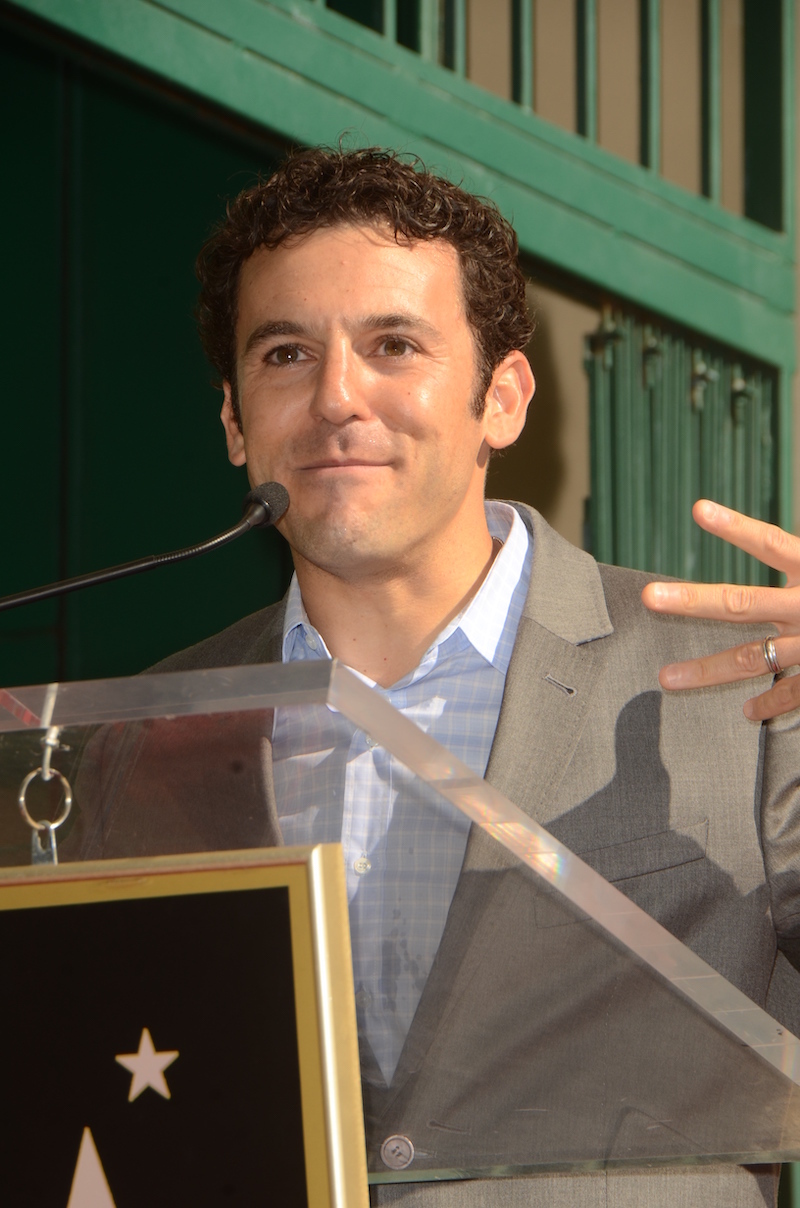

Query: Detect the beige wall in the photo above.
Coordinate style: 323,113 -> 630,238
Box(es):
467,0 -> 512,100
660,0 -> 702,191
597,0 -> 639,164
487,282 -> 597,548
720,0 -> 744,215
534,0 -> 577,131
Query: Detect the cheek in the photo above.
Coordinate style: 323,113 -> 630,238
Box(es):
240,393 -> 299,451
382,374 -> 446,436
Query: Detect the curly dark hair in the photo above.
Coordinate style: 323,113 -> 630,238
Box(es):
196,145 -> 534,424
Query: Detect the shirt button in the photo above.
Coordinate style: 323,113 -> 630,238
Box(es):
304,631 -> 318,651
353,854 -> 372,876
381,1135 -> 415,1170
365,733 -> 378,749
355,987 -> 373,1010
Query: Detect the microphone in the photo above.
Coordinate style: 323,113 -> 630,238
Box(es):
0,482 -> 290,613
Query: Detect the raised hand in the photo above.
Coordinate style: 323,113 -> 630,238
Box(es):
641,500 -> 800,720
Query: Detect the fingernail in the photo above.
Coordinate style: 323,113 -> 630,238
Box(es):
660,665 -> 684,688
743,699 -> 755,719
650,584 -> 667,603
701,501 -> 731,524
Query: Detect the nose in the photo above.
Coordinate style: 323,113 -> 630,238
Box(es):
309,339 -> 371,424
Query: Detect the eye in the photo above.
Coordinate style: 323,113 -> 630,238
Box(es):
267,344 -> 306,365
381,337 -> 412,357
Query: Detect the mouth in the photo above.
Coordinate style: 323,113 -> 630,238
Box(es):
298,459 -> 390,471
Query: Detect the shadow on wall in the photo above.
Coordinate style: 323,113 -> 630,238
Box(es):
487,282 -> 597,550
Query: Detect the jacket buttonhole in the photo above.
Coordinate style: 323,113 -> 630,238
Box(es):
544,674 -> 577,696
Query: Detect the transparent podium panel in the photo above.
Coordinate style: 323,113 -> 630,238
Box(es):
2,662 -> 800,1183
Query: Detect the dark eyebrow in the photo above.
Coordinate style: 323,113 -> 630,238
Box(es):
362,312 -> 440,339
243,320 -> 310,358
242,311 -> 441,359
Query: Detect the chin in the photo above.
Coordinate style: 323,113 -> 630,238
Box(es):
290,515 -> 398,574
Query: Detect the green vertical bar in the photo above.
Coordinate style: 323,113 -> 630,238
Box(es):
577,0 -> 597,142
732,370 -> 747,582
781,0 -> 795,245
512,0 -> 533,108
452,0 -> 467,75
710,360 -> 726,581
758,369 -> 779,579
383,0 -> 397,43
615,317 -> 633,566
720,366 -> 735,581
701,0 -> 721,201
646,327 -> 666,572
743,369 -> 759,582
678,342 -> 692,578
664,334 -> 679,574
671,330 -> 681,575
777,365 -> 793,533
697,353 -> 718,579
640,0 -> 660,169
685,347 -> 700,580
657,331 -> 670,570
417,0 -> 437,59
631,320 -> 650,570
743,0 -> 783,229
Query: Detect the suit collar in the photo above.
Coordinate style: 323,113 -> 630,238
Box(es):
244,602 -> 285,666
510,503 -> 613,645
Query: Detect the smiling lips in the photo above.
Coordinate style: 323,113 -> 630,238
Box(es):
299,459 -> 390,470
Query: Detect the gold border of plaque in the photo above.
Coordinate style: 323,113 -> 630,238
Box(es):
0,843 -> 368,1208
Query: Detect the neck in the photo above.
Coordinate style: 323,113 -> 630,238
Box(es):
293,518 -> 500,688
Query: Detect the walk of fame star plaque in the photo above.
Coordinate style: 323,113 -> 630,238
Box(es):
0,844 -> 368,1207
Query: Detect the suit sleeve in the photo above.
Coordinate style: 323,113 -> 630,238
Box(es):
759,695 -> 800,972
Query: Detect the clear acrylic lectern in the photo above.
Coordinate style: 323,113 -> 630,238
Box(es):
1,660 -> 800,1187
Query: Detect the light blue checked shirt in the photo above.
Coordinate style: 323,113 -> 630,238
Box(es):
272,501 -> 533,1084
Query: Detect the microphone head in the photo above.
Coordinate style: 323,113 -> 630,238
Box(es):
243,481 -> 290,527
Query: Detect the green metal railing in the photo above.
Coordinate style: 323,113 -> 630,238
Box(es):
324,0 -> 787,232
586,306 -> 778,582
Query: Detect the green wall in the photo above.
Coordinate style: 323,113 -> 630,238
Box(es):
0,25 -> 291,687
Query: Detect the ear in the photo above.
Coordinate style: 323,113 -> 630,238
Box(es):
221,382 -> 247,466
481,351 -> 535,451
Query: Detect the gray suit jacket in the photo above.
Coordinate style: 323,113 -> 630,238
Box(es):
69,506 -> 800,1207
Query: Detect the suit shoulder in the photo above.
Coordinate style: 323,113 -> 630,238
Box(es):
596,561 -> 663,623
147,599 -> 285,673
596,560 -> 762,650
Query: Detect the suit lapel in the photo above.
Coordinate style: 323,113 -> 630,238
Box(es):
467,505 -> 612,870
243,602 -> 285,665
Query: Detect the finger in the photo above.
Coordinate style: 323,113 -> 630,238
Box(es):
658,637 -> 796,691
642,579 -> 800,625
692,500 -> 800,577
744,674 -> 800,721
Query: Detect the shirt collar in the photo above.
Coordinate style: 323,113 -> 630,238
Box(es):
452,500 -> 529,671
282,500 -> 531,674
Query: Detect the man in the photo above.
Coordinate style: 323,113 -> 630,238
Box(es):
73,147 -> 800,1206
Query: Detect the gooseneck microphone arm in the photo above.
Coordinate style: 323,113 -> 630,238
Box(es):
0,482 -> 290,614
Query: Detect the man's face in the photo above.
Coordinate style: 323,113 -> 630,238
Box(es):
221,223 -> 525,579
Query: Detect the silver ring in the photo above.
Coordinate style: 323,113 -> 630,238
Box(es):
18,767 -> 72,832
763,637 -> 782,676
